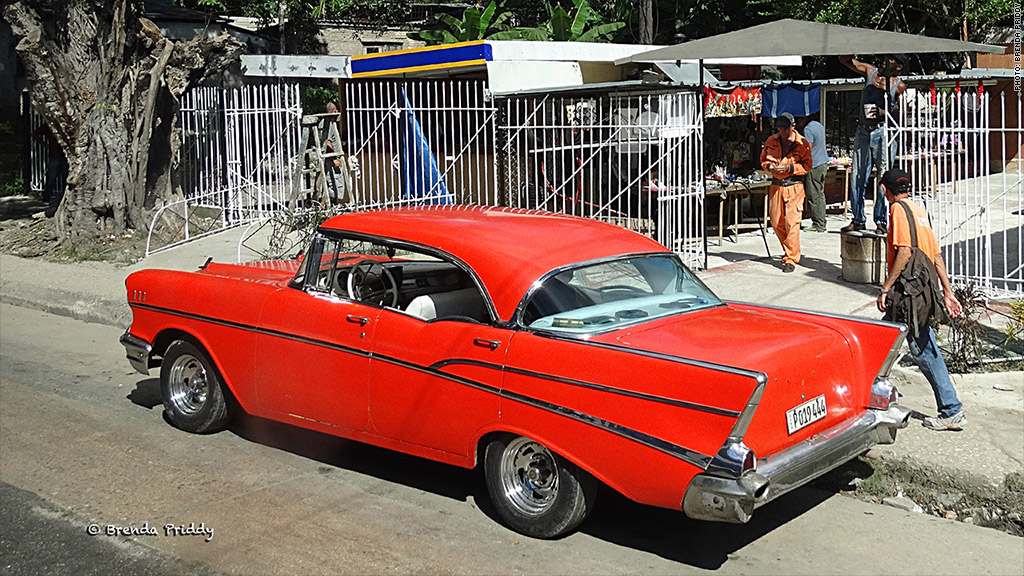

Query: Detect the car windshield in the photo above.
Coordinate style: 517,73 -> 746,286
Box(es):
521,255 -> 722,332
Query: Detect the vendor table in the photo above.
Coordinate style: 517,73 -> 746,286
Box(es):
706,178 -> 771,255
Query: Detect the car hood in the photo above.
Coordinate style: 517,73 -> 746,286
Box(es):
199,260 -> 301,285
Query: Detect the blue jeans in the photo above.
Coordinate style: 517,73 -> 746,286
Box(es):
851,125 -> 897,227
908,325 -> 963,417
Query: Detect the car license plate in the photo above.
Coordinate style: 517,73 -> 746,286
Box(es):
786,395 -> 827,435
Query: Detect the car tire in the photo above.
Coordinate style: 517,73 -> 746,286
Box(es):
484,435 -> 597,539
160,339 -> 230,434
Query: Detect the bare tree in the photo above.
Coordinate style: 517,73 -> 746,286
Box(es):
4,0 -> 243,243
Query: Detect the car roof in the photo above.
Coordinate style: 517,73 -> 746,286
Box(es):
321,206 -> 669,321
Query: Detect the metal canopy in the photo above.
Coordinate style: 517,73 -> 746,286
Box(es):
615,19 -> 1005,64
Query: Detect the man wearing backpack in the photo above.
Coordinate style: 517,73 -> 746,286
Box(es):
875,168 -> 966,431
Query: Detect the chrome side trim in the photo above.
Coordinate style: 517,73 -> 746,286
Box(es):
434,359 -> 742,418
682,403 -> 912,523
876,324 -> 908,379
499,388 -> 712,470
120,331 -> 152,376
726,379 -> 767,441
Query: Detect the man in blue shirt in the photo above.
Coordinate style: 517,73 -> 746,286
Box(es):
798,113 -> 828,232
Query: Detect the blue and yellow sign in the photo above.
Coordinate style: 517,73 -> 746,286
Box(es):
350,40 -> 493,78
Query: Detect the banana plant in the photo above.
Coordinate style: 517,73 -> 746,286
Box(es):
494,0 -> 625,42
409,1 -> 514,45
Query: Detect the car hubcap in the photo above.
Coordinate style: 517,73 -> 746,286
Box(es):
499,437 -> 559,516
167,353 -> 208,416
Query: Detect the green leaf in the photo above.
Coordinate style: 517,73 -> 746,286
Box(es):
577,21 -> 624,42
549,5 -> 572,40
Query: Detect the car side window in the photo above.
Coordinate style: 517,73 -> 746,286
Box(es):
294,233 -> 492,322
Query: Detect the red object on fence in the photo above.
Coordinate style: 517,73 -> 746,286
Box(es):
929,81 -> 937,105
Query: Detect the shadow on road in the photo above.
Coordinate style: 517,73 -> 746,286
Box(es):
178,409 -> 855,569
227,413 -> 480,503
127,378 -> 162,409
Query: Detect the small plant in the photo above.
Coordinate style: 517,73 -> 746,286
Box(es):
943,283 -> 985,372
1,177 -> 26,196
1004,299 -> 1024,345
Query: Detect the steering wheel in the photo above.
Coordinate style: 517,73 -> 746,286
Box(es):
346,259 -> 398,308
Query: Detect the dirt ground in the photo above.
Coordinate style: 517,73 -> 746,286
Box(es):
0,195 -> 146,265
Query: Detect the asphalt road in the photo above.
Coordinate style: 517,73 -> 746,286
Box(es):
1,303 -> 1021,575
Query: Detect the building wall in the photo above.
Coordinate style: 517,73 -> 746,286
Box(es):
320,27 -> 424,57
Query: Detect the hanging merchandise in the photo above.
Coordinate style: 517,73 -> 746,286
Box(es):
704,86 -> 762,118
760,82 -> 821,119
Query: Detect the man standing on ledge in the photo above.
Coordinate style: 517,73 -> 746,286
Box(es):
760,112 -> 812,273
875,168 -> 966,431
840,53 -> 908,235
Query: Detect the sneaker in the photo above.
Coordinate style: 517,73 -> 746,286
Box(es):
841,222 -> 866,232
782,263 -> 796,273
922,411 -> 967,431
874,224 -> 888,235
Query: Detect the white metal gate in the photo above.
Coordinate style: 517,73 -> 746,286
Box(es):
148,82 -> 302,255
894,86 -> 1023,297
342,79 -> 500,208
499,91 -> 706,269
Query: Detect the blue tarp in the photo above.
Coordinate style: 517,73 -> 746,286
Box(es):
760,83 -> 821,118
401,90 -> 451,204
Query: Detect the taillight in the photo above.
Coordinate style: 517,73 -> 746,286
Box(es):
870,378 -> 899,409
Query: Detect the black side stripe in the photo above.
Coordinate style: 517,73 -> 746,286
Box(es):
132,303 -> 371,359
433,359 -> 741,418
132,302 -> 713,468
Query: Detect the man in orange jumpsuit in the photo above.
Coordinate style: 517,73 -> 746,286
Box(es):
760,112 -> 813,272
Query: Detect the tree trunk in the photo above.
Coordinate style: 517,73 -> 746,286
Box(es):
638,0 -> 654,45
4,0 -> 243,244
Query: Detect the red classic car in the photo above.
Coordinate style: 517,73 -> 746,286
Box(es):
121,206 -> 910,538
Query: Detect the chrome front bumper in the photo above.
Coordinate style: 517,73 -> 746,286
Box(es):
120,332 -> 152,376
682,403 -> 912,523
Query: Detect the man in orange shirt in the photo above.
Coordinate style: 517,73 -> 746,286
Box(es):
760,113 -> 812,273
875,168 -> 966,431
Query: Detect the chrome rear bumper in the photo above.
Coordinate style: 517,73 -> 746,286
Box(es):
120,332 -> 152,375
682,404 -> 912,523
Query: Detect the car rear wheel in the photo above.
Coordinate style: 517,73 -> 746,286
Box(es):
160,340 -> 230,434
484,435 -> 596,539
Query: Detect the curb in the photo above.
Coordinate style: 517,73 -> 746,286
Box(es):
0,285 -> 130,328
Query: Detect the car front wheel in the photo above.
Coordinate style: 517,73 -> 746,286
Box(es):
484,435 -> 596,539
160,339 -> 230,434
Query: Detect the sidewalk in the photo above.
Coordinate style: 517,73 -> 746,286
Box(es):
1,212 -> 1021,525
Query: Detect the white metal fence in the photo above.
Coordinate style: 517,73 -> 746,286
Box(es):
342,80 -> 500,208
498,91 -> 706,269
894,86 -> 1023,297
147,82 -> 302,254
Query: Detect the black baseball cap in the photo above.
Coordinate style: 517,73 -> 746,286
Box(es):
881,168 -> 911,192
775,112 -> 794,128
891,54 -> 909,67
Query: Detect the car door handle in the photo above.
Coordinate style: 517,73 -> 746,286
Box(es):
473,338 -> 501,351
346,315 -> 369,326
